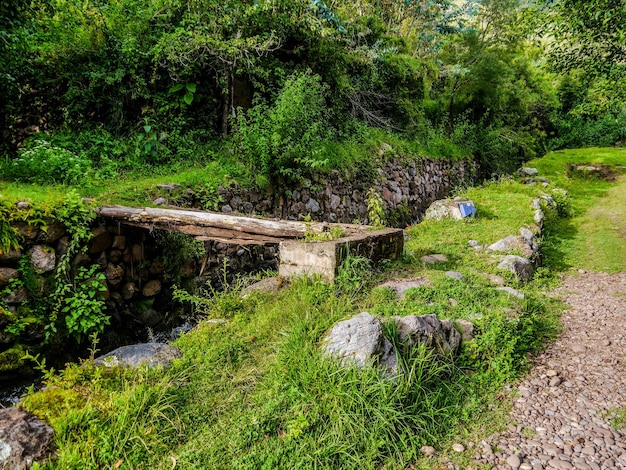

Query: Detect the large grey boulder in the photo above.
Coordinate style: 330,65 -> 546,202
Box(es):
322,312 -> 385,368
95,343 -> 180,368
0,407 -> 55,470
322,312 -> 463,376
498,255 -> 534,282
393,314 -> 461,355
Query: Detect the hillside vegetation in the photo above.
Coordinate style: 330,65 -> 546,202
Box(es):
2,1 -> 626,467
1,0 -> 625,201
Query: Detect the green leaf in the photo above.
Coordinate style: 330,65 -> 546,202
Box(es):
183,92 -> 194,105
185,83 -> 197,93
168,84 -> 185,94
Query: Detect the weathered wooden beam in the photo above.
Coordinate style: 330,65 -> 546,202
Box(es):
194,236 -> 267,245
98,206 -> 307,238
96,205 -> 362,241
119,221 -> 284,243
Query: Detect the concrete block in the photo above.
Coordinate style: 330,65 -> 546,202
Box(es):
278,228 -> 404,281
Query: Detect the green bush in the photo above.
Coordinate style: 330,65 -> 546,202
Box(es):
3,140 -> 92,185
233,71 -> 332,184
550,111 -> 626,149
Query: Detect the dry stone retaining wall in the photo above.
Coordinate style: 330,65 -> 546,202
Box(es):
163,156 -> 476,227
0,220 -> 278,378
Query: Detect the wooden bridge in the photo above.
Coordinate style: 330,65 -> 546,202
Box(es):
97,205 -> 404,280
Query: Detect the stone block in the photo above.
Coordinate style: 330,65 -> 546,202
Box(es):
278,228 -> 404,281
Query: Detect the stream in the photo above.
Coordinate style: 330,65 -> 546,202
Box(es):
0,320 -> 195,408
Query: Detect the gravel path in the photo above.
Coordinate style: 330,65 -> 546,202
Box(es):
474,271 -> 626,470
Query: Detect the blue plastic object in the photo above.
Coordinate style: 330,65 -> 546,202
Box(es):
458,202 -> 476,218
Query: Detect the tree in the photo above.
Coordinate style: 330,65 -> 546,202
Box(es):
541,0 -> 626,77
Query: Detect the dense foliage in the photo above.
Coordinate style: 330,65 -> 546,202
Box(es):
1,0 -> 624,183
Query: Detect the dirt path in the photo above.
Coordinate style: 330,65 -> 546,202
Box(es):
473,272 -> 626,469
469,166 -> 626,469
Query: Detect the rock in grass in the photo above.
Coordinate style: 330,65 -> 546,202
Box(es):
420,254 -> 448,264
322,312 -> 385,369
323,312 -> 462,374
519,167 -> 538,177
156,183 -> 181,192
95,343 -> 180,368
420,445 -> 436,457
377,277 -> 431,299
498,255 -> 534,282
496,286 -> 525,299
0,407 -> 55,470
455,319 -> 475,342
445,271 -> 464,281
424,198 -> 476,221
393,314 -> 461,355
487,236 -> 533,258
452,443 -> 465,452
241,277 -> 283,297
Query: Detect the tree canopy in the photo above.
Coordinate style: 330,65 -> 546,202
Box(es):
1,0 -> 624,181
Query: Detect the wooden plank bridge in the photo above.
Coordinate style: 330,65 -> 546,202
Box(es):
96,205 -> 404,280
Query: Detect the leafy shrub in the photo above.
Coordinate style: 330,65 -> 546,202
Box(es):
61,264 -> 109,342
3,140 -> 92,185
550,111 -> 626,149
233,71 -> 331,184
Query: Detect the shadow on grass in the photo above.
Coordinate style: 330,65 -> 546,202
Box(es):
541,216 -> 578,272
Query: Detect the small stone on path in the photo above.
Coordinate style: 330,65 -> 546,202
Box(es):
549,376 -> 561,387
507,454 -> 521,469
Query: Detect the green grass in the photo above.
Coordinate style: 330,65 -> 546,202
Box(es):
0,158 -> 247,208
527,147 -> 626,272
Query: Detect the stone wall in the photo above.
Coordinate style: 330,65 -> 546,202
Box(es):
0,220 -> 278,377
159,156 -> 476,227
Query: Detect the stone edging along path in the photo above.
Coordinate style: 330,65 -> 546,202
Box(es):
474,272 -> 626,470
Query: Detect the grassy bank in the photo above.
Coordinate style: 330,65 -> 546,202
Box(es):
0,127 -> 470,210
19,148 -> 625,469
